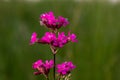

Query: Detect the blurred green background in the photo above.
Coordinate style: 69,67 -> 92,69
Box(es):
0,1 -> 120,80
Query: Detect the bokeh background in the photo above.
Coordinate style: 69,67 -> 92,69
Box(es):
0,0 -> 120,80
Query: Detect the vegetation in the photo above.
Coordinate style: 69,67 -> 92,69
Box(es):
0,1 -> 120,80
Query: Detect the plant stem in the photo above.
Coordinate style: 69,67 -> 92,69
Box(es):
50,44 -> 58,80
53,54 -> 56,80
50,45 -> 57,80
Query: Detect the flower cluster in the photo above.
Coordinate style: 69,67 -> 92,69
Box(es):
30,11 -> 77,80
32,59 -> 54,77
40,11 -> 69,30
30,31 -> 77,48
57,62 -> 76,75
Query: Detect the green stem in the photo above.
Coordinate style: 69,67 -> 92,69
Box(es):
50,45 -> 57,80
53,54 -> 56,80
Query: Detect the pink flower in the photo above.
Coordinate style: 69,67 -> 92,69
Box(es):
57,61 -> 76,75
44,60 -> 54,69
57,16 -> 69,29
68,32 -> 78,42
38,31 -> 77,48
30,32 -> 37,45
40,11 -> 69,30
40,11 -> 56,27
52,32 -> 68,48
32,60 -> 43,69
38,32 -> 68,48
32,59 -> 54,76
38,32 -> 56,44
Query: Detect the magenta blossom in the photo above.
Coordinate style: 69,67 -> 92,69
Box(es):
56,16 -> 69,29
38,32 -> 77,48
57,61 -> 76,75
52,32 -> 78,47
52,32 -> 68,48
38,32 -> 56,44
40,11 -> 69,30
67,32 -> 78,42
30,32 -> 38,45
32,60 -> 43,69
44,60 -> 54,69
32,59 -> 54,76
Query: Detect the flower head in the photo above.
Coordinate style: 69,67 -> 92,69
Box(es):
37,31 -> 77,48
32,60 -> 43,69
52,32 -> 68,48
67,32 -> 78,42
40,11 -> 69,30
30,32 -> 38,45
44,60 -> 54,69
56,16 -> 69,29
32,59 -> 54,76
57,61 -> 76,75
38,32 -> 56,44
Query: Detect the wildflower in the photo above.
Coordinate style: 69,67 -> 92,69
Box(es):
40,11 -> 69,30
44,60 -> 54,69
38,32 -> 77,48
32,59 -> 54,76
30,32 -> 38,45
52,32 -> 68,48
38,32 -> 56,44
67,32 -> 78,42
57,61 -> 76,75
56,16 -> 69,29
32,60 -> 43,69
